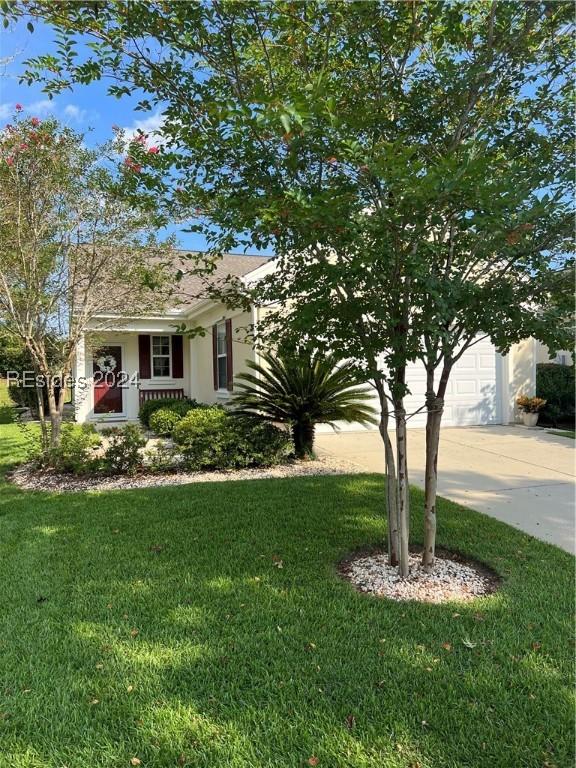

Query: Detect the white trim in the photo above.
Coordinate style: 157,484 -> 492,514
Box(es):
90,342 -> 127,419
241,256 -> 277,285
497,351 -> 510,425
91,311 -> 187,320
215,321 -> 228,391
150,334 -> 172,380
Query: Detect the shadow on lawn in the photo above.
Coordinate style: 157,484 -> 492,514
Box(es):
0,474 -> 573,767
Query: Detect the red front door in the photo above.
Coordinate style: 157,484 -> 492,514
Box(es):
93,346 -> 123,414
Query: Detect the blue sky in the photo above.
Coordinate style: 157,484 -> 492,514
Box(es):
0,18 -> 272,256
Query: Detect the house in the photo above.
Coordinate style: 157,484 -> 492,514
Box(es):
73,251 -> 541,428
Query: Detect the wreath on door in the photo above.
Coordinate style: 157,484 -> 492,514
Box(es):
95,353 -> 117,373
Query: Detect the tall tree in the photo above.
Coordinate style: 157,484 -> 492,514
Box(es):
0,110 -> 173,451
11,1 -> 573,574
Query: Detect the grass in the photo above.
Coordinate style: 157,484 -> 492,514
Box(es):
548,430 -> 576,440
0,423 -> 573,768
0,378 -> 15,424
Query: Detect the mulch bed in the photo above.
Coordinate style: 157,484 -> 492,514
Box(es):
7,455 -> 363,493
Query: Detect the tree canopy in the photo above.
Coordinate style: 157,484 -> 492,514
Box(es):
5,0 -> 574,571
0,109 -> 174,448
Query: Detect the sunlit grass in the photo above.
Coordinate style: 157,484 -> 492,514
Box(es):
0,423 -> 573,768
548,429 -> 576,440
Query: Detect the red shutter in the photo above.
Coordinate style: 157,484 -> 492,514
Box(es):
171,335 -> 184,378
212,323 -> 218,390
225,318 -> 233,391
138,334 -> 151,379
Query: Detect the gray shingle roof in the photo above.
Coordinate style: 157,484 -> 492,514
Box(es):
170,251 -> 270,312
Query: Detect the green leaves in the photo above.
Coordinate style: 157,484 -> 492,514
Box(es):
6,1 -> 572,404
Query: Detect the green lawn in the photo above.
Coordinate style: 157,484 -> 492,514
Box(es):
548,430 -> 576,440
0,423 -> 573,768
0,377 -> 15,423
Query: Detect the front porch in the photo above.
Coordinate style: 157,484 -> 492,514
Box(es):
73,327 -> 192,424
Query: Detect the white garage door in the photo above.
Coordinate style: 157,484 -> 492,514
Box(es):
400,338 -> 500,427
319,338 -> 502,432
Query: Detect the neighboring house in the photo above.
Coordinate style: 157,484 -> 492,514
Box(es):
73,251 -> 541,428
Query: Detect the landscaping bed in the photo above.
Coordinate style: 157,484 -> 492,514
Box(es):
8,453 -> 361,492
340,547 -> 501,604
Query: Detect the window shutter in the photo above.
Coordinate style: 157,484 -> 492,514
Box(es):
225,318 -> 233,391
171,335 -> 184,378
138,335 -> 151,379
212,324 -> 218,390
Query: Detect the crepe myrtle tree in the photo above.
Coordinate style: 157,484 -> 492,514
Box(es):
0,110 -> 174,452
12,1 -> 574,574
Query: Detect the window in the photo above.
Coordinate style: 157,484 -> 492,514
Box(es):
151,335 -> 171,377
216,322 -> 228,390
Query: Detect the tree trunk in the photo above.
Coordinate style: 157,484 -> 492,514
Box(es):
293,420 -> 315,458
34,372 -> 49,453
422,398 -> 442,569
375,382 -> 399,566
422,364 -> 451,570
394,398 -> 410,579
47,380 -> 62,450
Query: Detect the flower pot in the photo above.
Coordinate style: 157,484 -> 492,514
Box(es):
521,412 -> 539,427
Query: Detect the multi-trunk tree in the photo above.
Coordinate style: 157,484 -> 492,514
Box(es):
0,111 -> 174,451
9,1 -> 574,574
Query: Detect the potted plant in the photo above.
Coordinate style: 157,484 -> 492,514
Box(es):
516,395 -> 547,427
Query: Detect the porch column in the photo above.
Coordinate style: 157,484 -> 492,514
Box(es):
73,333 -> 89,423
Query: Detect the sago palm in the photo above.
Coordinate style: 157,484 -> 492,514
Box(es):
232,351 -> 378,458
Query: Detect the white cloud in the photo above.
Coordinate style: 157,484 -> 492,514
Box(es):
0,100 -> 57,121
122,111 -> 167,145
63,104 -> 87,123
26,99 -> 56,116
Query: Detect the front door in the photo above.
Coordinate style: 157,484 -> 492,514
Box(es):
93,346 -> 123,414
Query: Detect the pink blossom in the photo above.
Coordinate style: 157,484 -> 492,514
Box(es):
30,117 -> 40,126
135,133 -> 147,145
19,143 -> 28,151
6,156 -> 14,166
147,146 -> 159,154
123,157 -> 142,173
15,103 -> 23,112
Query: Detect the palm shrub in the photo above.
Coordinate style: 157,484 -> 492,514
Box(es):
232,352 -> 377,458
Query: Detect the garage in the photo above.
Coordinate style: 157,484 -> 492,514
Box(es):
318,337 -> 504,432
399,337 -> 502,428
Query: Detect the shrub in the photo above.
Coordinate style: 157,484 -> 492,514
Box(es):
139,397 -> 199,428
145,442 -> 184,473
46,423 -> 101,474
173,407 -> 290,470
8,382 -> 39,412
101,424 -> 146,475
149,407 -> 183,436
537,363 -> 575,427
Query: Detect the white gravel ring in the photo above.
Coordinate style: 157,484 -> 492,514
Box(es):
343,551 -> 497,603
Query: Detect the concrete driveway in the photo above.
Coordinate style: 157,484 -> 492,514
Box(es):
315,426 -> 575,554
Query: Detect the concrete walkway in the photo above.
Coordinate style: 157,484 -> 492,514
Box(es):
315,426 -> 575,554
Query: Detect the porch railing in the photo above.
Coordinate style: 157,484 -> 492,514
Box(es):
139,388 -> 185,405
